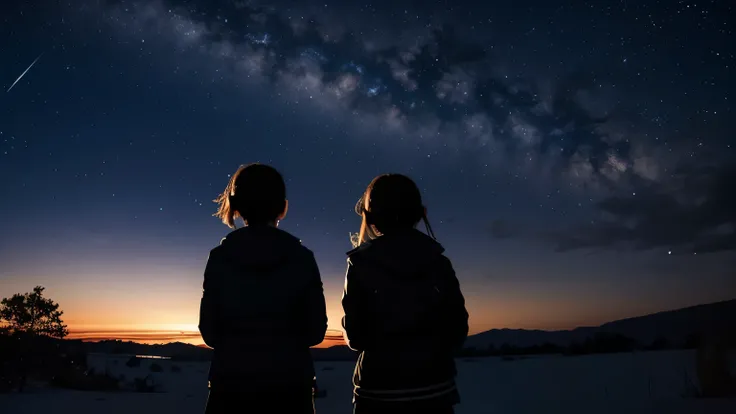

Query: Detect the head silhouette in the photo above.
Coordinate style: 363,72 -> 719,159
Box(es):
214,163 -> 288,228
355,173 -> 436,245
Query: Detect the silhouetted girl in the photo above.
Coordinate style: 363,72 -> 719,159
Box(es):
342,174 -> 469,414
199,163 -> 327,414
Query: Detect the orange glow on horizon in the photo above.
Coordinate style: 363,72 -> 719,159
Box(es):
66,328 -> 347,348
7,269 -> 726,349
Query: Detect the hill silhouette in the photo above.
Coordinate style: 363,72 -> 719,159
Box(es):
464,299 -> 736,351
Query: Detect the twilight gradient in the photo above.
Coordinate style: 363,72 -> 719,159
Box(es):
0,0 -> 734,345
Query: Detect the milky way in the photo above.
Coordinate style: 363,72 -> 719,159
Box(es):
102,0 -> 735,254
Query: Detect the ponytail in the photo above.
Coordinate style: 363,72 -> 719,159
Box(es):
422,211 -> 436,240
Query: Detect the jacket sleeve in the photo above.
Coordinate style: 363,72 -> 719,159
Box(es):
303,251 -> 328,347
198,249 -> 222,349
439,256 -> 469,351
341,260 -> 372,351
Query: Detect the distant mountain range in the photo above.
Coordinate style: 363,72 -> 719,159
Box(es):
70,339 -> 214,361
67,299 -> 735,360
464,299 -> 736,350
68,338 -> 358,361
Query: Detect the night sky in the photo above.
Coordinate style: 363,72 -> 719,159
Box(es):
1,0 -> 734,345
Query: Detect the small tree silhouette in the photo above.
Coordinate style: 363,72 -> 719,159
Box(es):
0,286 -> 68,392
0,286 -> 68,338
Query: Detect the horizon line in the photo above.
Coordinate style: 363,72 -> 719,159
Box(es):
65,329 -> 346,346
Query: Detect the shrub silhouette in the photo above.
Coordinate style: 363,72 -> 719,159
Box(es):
646,336 -> 671,351
0,286 -> 69,392
696,336 -> 736,398
51,366 -> 120,391
134,374 -> 158,393
149,363 -> 163,373
125,356 -> 141,368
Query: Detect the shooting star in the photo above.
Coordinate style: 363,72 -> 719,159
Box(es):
7,53 -> 43,93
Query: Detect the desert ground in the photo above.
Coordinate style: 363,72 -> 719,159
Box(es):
2,350 -> 735,414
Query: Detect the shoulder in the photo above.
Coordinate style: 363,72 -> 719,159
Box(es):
208,229 -> 238,257
203,245 -> 228,283
208,243 -> 225,260
432,254 -> 460,287
436,253 -> 454,268
273,226 -> 303,243
431,254 -> 455,275
207,233 -> 233,261
296,244 -> 316,263
276,228 -> 316,263
345,240 -> 374,266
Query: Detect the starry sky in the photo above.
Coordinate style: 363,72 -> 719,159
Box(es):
1,0 -> 734,346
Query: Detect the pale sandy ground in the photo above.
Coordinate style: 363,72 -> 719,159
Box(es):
2,350 -> 735,413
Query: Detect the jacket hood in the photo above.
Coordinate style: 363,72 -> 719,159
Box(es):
347,228 -> 445,278
218,225 -> 304,271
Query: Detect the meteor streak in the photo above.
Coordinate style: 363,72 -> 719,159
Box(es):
7,53 -> 43,93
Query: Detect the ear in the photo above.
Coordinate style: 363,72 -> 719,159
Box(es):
278,199 -> 289,220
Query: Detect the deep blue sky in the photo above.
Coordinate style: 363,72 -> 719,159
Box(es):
0,0 -> 734,338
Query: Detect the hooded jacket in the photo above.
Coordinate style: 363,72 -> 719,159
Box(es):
341,228 -> 469,404
198,225 -> 328,389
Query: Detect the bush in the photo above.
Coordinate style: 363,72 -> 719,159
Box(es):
125,356 -> 141,368
696,338 -> 736,398
171,365 -> 181,373
645,336 -> 671,351
0,370 -> 20,393
149,363 -> 163,373
134,375 -> 158,393
51,366 -> 120,391
0,334 -> 21,393
0,330 -> 91,393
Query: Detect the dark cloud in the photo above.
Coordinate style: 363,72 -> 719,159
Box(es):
548,163 -> 736,254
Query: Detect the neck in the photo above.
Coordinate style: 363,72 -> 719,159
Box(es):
245,221 -> 278,227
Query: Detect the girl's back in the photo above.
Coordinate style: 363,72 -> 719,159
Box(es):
201,225 -> 325,386
198,163 -> 327,414
342,174 -> 469,414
